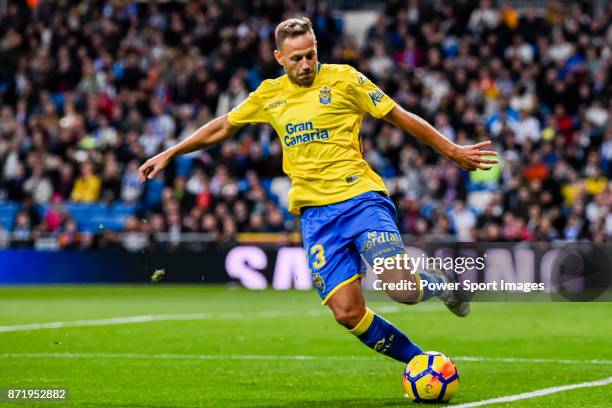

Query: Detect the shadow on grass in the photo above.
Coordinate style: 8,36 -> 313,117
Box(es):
62,399 -> 454,408
249,399 -> 450,408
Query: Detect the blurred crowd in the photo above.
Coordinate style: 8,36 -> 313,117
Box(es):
0,0 -> 610,248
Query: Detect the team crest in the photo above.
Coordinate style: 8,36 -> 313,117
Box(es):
313,272 -> 326,293
319,87 -> 332,105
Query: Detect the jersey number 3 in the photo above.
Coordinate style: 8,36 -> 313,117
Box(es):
310,244 -> 326,269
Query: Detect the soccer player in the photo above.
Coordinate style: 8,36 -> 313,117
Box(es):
139,17 -> 498,365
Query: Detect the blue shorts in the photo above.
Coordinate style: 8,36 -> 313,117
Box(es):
300,191 -> 406,304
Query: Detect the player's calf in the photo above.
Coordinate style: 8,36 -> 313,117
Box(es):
327,279 -> 422,364
378,266 -> 421,304
328,283 -> 367,329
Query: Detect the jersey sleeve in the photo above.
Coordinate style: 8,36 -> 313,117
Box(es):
346,68 -> 396,119
227,87 -> 269,126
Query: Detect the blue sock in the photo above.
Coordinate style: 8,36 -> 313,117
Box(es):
416,271 -> 447,301
349,308 -> 422,363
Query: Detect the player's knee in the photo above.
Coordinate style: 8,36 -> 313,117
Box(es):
332,304 -> 366,329
325,279 -> 366,329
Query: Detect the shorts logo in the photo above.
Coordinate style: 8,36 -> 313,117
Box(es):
362,231 -> 401,252
319,87 -> 332,105
313,272 -> 326,293
369,88 -> 385,106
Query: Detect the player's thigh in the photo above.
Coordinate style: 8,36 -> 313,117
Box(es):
301,212 -> 362,305
356,230 -> 419,303
338,193 -> 419,302
355,229 -> 411,282
345,194 -> 412,267
351,194 -> 406,268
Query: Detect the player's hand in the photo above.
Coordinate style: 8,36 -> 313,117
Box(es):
139,152 -> 172,182
450,140 -> 498,171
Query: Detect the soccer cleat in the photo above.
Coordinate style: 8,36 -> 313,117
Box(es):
432,268 -> 471,318
442,295 -> 471,318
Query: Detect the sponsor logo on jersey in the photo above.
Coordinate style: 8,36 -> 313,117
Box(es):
283,121 -> 329,147
369,88 -> 385,106
264,99 -> 287,110
319,87 -> 332,105
355,72 -> 368,86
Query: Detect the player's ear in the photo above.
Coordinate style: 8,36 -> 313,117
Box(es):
273,49 -> 283,67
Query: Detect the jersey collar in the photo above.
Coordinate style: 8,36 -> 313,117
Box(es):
313,62 -> 322,85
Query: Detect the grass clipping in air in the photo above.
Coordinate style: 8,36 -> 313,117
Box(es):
150,269 -> 165,283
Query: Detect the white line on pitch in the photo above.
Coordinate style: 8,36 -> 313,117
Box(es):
2,352 -> 612,366
0,304 -> 436,333
1,352 -> 366,361
449,376 -> 612,408
454,356 -> 612,365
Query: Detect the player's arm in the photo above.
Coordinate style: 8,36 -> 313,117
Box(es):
139,114 -> 240,182
383,105 -> 498,171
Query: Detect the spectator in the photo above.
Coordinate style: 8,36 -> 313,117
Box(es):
121,160 -> 144,202
468,0 -> 500,34
12,212 -> 32,245
100,155 -> 122,203
368,41 -> 393,80
23,163 -> 53,204
510,109 -> 541,145
58,218 -> 80,249
70,162 -> 101,202
216,76 -> 248,117
448,201 -> 477,241
44,194 -> 66,233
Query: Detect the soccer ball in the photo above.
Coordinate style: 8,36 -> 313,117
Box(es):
403,351 -> 459,403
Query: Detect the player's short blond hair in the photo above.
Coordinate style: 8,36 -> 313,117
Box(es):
275,17 -> 316,49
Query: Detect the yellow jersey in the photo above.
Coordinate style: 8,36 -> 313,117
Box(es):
227,63 -> 396,214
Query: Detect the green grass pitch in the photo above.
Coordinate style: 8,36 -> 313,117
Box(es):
0,285 -> 611,407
